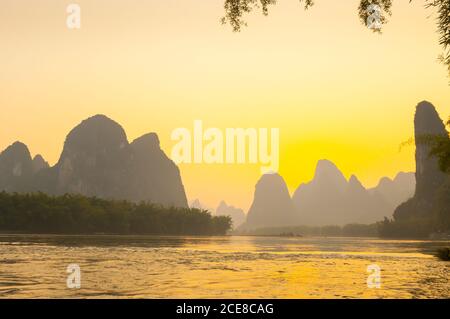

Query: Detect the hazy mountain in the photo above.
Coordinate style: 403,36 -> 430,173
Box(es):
0,142 -> 34,192
32,155 -> 49,174
127,133 -> 187,207
242,173 -> 297,230
293,160 -> 415,225
189,199 -> 246,229
394,101 -> 450,222
189,199 -> 214,212
215,200 -> 246,229
293,160 -> 347,225
52,115 -> 131,198
190,199 -> 204,210
0,115 -> 188,208
369,172 -> 415,207
240,160 -> 415,229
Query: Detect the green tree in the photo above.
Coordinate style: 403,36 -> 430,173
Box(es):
0,192 -> 232,236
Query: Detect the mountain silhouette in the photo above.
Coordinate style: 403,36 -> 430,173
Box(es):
189,198 -> 213,211
369,172 -> 415,207
293,160 -> 414,225
239,160 -> 415,230
52,115 -> 131,198
215,200 -> 246,229
189,199 -> 246,229
127,133 -> 187,207
32,154 -> 49,174
0,142 -> 34,192
0,115 -> 188,207
394,101 -> 449,222
242,173 -> 297,229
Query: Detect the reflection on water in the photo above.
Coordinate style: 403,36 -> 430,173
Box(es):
0,234 -> 448,298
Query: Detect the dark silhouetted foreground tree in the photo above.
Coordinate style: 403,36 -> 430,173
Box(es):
222,0 -> 450,75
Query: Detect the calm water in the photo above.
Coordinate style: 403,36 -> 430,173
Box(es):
0,234 -> 448,298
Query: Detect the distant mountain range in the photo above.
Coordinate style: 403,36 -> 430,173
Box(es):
190,199 -> 246,229
240,164 -> 415,230
216,201 -> 246,229
292,161 -> 414,226
0,115 -> 188,207
2,101 -> 447,235
242,100 -> 450,232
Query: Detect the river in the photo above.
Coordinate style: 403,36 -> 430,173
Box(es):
0,235 -> 448,298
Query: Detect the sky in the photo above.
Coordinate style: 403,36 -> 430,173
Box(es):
1,0 -> 449,211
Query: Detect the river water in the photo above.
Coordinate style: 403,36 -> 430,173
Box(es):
0,234 -> 448,298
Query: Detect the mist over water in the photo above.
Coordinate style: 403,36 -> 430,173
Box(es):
0,235 -> 448,299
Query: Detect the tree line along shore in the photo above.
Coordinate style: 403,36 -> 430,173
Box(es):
0,192 -> 232,236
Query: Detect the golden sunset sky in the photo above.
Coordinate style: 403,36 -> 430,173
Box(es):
1,0 -> 449,211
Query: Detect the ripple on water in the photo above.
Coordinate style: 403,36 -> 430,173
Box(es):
0,235 -> 448,298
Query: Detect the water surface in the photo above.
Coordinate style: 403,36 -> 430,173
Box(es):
0,234 -> 448,298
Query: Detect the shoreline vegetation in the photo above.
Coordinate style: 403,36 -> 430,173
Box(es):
0,190 -> 448,241
0,192 -> 231,236
0,191 -> 448,261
